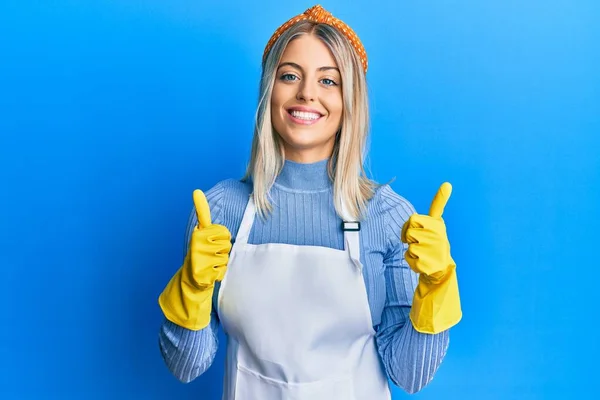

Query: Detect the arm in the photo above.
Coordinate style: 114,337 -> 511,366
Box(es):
158,183 -> 227,382
159,312 -> 220,383
375,199 -> 450,394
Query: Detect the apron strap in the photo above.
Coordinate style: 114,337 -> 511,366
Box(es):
344,230 -> 362,270
235,194 -> 256,245
340,201 -> 362,270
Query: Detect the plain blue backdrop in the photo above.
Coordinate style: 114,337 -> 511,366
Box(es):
1,0 -> 598,398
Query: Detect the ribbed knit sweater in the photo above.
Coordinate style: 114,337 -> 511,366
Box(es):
159,159 -> 450,394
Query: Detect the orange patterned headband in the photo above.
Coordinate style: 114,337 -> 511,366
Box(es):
263,4 -> 368,73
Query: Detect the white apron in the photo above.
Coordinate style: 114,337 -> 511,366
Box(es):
217,196 -> 391,400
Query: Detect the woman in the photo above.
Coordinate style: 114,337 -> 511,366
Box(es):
158,5 -> 462,399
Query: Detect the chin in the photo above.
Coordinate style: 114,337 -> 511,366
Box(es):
280,131 -> 322,149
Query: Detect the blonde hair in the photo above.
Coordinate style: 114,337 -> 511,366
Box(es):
243,20 -> 379,221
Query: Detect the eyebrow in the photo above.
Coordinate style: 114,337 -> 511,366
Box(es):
277,62 -> 340,73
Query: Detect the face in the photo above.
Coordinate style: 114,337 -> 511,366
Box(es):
271,34 -> 343,163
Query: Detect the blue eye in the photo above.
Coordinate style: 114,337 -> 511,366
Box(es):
321,78 -> 337,86
280,73 -> 298,81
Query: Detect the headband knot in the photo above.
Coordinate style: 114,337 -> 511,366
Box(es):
263,5 -> 368,73
305,5 -> 333,24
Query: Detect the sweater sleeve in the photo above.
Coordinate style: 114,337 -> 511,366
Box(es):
158,182 -> 227,383
375,188 -> 451,394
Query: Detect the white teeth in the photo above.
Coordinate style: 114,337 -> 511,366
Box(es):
290,110 -> 321,120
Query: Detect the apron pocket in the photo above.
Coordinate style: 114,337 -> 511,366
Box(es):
235,364 -> 355,400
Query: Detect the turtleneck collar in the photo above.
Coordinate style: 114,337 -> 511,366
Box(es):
274,158 -> 332,192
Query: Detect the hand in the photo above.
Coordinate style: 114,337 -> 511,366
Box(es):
158,189 -> 231,330
401,182 -> 455,284
184,189 -> 232,289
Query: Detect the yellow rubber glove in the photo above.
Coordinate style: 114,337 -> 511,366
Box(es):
402,182 -> 462,334
158,189 -> 232,331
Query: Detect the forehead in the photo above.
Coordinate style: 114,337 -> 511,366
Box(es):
280,34 -> 338,68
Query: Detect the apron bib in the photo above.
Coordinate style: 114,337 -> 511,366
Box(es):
217,196 -> 391,400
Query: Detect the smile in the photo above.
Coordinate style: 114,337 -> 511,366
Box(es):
286,110 -> 323,125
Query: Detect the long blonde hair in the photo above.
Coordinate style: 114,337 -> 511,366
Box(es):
243,20 -> 379,221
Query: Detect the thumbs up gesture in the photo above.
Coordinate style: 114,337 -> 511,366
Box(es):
158,189 -> 232,330
184,189 -> 232,290
401,183 -> 456,283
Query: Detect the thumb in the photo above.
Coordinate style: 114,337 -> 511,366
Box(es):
193,189 -> 212,228
428,182 -> 452,218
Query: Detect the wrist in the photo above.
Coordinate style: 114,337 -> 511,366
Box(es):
419,262 -> 455,285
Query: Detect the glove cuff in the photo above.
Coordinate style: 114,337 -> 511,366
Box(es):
409,266 -> 462,334
158,265 -> 215,331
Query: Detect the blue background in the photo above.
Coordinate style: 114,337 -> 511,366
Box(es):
1,0 -> 598,398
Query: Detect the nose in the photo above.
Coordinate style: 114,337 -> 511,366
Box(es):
296,79 -> 317,102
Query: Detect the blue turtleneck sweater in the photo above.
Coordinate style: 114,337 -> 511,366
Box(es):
158,159 -> 450,394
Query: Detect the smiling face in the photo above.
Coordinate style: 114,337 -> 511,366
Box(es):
271,34 -> 343,163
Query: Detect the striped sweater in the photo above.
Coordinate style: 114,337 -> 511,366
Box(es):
158,158 -> 450,394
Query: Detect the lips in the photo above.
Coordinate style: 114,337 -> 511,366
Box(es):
286,106 -> 324,125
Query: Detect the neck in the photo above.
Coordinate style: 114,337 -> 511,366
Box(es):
283,142 -> 335,164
